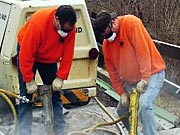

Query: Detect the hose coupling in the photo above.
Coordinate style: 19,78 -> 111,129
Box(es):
18,95 -> 32,103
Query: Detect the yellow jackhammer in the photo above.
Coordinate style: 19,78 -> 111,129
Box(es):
129,88 -> 140,135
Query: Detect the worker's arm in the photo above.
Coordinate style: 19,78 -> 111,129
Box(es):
102,41 -> 125,95
56,28 -> 76,80
19,21 -> 40,82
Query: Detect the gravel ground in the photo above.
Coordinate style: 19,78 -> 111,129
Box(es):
0,84 -> 179,135
1,99 -> 180,135
154,90 -> 180,117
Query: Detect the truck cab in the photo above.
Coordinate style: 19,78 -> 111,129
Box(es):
0,0 -> 98,107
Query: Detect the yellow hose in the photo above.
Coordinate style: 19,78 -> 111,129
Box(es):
0,91 -> 18,135
0,89 -> 19,99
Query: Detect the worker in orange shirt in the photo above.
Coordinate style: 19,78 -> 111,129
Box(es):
93,11 -> 165,135
17,5 -> 77,135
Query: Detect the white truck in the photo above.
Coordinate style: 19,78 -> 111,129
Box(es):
0,0 -> 98,107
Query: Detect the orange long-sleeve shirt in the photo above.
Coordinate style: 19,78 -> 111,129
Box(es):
18,7 -> 76,82
102,15 -> 166,95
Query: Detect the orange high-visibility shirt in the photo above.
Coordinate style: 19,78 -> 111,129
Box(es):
102,15 -> 166,95
18,7 -> 76,82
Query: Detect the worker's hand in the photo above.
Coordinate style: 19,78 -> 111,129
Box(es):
121,93 -> 129,107
136,79 -> 148,93
26,79 -> 38,94
52,77 -> 64,91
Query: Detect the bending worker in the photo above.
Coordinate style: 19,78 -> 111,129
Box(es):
93,11 -> 165,135
17,5 -> 77,135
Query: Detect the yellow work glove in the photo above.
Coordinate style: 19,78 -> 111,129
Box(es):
121,93 -> 129,107
52,77 -> 64,91
136,79 -> 148,93
26,79 -> 38,94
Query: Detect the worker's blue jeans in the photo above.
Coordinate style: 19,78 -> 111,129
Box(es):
117,70 -> 165,135
17,45 -> 65,135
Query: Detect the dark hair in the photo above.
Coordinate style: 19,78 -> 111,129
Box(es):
93,10 -> 111,33
55,5 -> 77,26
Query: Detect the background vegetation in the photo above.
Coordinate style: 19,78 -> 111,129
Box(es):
85,0 -> 180,86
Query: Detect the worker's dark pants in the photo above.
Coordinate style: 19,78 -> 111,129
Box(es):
17,45 -> 65,135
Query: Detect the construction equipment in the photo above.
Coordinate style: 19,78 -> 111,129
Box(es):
67,88 -> 140,135
0,88 -> 32,135
0,89 -> 18,135
0,85 -> 55,135
1,85 -> 140,135
37,85 -> 54,135
129,88 -> 140,135
0,0 -> 98,107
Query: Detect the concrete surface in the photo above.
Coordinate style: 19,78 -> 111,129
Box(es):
0,99 -> 180,135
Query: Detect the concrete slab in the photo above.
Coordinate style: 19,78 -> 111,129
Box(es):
158,128 -> 180,135
64,101 -> 122,135
28,100 -> 180,135
0,99 -> 179,135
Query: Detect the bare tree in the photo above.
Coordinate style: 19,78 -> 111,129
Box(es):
85,0 -> 180,45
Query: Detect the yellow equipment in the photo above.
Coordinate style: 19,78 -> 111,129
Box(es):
67,89 -> 140,135
1,87 -> 141,135
0,86 -> 54,135
0,89 -> 21,135
0,0 -> 98,107
129,88 -> 140,135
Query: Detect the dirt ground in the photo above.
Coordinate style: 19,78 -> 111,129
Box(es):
155,90 -> 180,117
96,84 -> 180,119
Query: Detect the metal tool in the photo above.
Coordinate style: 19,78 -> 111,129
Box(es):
38,85 -> 54,135
129,88 -> 140,135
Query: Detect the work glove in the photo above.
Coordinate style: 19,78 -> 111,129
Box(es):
121,93 -> 129,107
52,77 -> 64,91
136,79 -> 148,93
26,79 -> 38,94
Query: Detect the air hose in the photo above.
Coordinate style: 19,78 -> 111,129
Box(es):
0,88 -> 136,135
87,113 -> 128,135
67,115 -> 127,135
94,97 -> 126,135
0,88 -> 34,135
67,97 -> 128,135
0,89 -> 18,135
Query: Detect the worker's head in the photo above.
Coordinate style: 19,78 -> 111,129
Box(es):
93,11 -> 119,42
54,5 -> 77,37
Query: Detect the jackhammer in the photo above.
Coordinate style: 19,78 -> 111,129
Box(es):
129,88 -> 140,135
93,88 -> 140,135
0,85 -> 54,135
35,85 -> 54,135
67,88 -> 140,135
